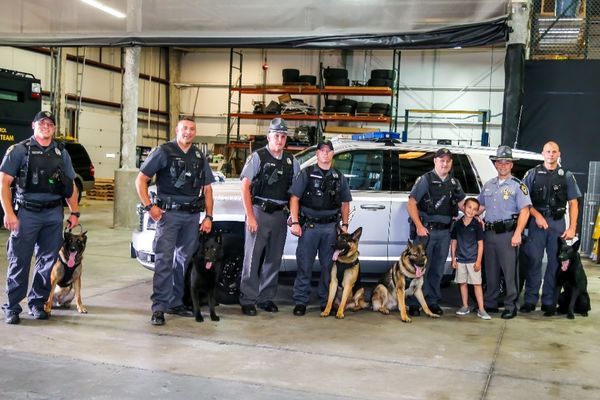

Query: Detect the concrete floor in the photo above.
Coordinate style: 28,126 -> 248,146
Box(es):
0,199 -> 599,400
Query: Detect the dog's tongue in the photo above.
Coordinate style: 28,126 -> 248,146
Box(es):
332,250 -> 342,261
67,252 -> 77,268
206,261 -> 213,270
415,266 -> 423,278
561,260 -> 570,272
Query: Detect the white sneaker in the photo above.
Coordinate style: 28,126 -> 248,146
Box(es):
455,306 -> 470,316
477,309 -> 491,320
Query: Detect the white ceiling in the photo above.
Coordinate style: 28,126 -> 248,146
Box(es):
0,0 -> 510,47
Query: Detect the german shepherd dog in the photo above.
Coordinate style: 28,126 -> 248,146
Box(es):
44,226 -> 88,314
544,238 -> 591,319
321,227 -> 368,319
189,231 -> 224,323
370,241 -> 439,323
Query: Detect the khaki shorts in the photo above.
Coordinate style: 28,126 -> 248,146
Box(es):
455,262 -> 482,285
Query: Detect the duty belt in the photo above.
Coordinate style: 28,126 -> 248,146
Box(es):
303,214 -> 338,225
424,222 -> 451,230
540,208 -> 566,220
156,199 -> 203,213
15,199 -> 63,212
484,219 -> 516,234
253,198 -> 288,214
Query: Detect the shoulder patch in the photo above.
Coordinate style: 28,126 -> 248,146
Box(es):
520,183 -> 528,195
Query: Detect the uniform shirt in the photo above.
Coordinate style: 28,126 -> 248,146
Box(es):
240,146 -> 300,205
0,136 -> 76,202
140,142 -> 215,204
450,217 -> 484,263
289,166 -> 352,218
522,165 -> 581,210
478,176 -> 532,222
409,170 -> 466,224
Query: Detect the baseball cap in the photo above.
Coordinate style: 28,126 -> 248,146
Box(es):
268,118 -> 288,134
316,140 -> 334,151
434,148 -> 452,158
33,110 -> 56,125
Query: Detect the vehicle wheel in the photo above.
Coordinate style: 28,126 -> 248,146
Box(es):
371,69 -> 396,80
75,179 -> 83,204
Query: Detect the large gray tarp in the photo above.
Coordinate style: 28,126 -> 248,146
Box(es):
1,0 -> 509,48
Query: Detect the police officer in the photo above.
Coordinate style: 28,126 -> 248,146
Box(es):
520,141 -> 581,314
239,118 -> 300,316
135,117 -> 214,326
289,140 -> 351,316
478,146 -> 531,319
407,148 -> 466,316
0,111 -> 80,325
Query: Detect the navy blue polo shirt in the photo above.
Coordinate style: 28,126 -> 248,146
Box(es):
450,217 -> 484,263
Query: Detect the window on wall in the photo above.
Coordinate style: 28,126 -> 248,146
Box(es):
333,150 -> 384,191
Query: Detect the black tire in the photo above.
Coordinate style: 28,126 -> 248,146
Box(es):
335,104 -> 354,114
357,101 -> 373,109
368,78 -> 393,88
282,68 -> 300,83
323,105 -> 337,113
371,69 -> 396,80
325,99 -> 341,107
356,107 -> 372,114
323,68 -> 348,79
371,103 -> 391,110
325,78 -> 350,86
340,98 -> 358,107
298,75 -> 317,85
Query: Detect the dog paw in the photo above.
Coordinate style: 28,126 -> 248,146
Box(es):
77,307 -> 88,314
582,312 -> 589,317
210,315 -> 220,322
44,304 -> 52,314
401,317 -> 412,323
378,308 -> 390,315
567,313 -> 575,320
427,313 -> 440,319
335,313 -> 345,319
320,311 -> 330,317
195,315 -> 204,323
543,311 -> 555,317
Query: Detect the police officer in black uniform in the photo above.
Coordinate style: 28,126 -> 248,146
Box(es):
407,148 -> 466,316
520,141 -> 581,314
238,118 -> 300,316
136,118 -> 214,326
288,140 -> 352,316
1,111 -> 80,325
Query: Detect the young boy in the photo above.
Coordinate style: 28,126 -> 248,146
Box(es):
450,197 -> 490,320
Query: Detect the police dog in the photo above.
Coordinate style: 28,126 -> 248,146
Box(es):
370,241 -> 439,323
189,231 -> 224,323
544,238 -> 591,319
321,227 -> 368,319
44,226 -> 88,314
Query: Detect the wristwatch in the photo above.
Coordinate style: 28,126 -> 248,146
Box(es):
143,204 -> 153,212
70,211 -> 81,218
204,214 -> 213,221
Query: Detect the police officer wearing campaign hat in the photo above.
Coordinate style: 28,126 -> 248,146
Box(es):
0,111 -> 80,325
478,145 -> 531,319
520,141 -> 581,314
289,140 -> 352,316
407,148 -> 466,316
239,118 -> 300,316
136,117 -> 215,326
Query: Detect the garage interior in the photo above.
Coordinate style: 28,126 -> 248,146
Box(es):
1,1 -> 600,399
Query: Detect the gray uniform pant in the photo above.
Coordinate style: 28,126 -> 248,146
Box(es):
3,206 -> 64,313
293,221 -> 337,307
152,210 -> 200,312
413,228 -> 451,306
484,231 -> 518,311
523,217 -> 566,306
239,206 -> 287,305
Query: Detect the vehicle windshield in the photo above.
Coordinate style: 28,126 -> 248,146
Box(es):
294,146 -> 317,165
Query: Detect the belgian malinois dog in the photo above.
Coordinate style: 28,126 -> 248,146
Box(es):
44,225 -> 88,314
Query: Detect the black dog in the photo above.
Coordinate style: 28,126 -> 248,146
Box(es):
544,238 -> 591,319
189,231 -> 224,323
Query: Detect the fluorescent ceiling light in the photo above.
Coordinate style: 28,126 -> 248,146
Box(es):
80,0 -> 126,19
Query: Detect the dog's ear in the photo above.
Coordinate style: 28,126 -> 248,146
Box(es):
557,237 -> 567,248
215,231 -> 222,244
337,225 -> 343,235
351,227 -> 363,241
572,239 -> 580,253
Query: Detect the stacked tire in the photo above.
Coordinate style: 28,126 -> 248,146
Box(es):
323,68 -> 349,86
368,69 -> 395,89
282,68 -> 316,85
370,103 -> 391,116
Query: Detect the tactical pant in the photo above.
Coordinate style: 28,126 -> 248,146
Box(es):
239,206 -> 287,305
413,229 -> 451,307
151,210 -> 200,312
292,221 -> 337,307
3,206 -> 63,313
523,217 -> 566,307
484,231 -> 518,312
